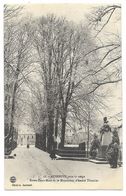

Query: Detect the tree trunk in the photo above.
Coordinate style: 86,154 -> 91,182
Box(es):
54,106 -> 60,138
60,116 -> 67,148
87,111 -> 90,158
9,82 -> 18,137
5,81 -> 18,155
47,112 -> 54,153
4,65 -> 11,138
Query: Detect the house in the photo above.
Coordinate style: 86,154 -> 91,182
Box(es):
17,125 -> 35,147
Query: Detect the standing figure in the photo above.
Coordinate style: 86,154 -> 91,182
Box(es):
113,128 -> 120,145
27,136 -> 30,148
90,133 -> 100,159
112,129 -> 120,168
106,130 -> 120,168
50,135 -> 57,160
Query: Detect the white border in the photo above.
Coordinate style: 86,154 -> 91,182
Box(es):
1,0 -> 124,5
0,0 -> 4,193
0,0 -> 126,195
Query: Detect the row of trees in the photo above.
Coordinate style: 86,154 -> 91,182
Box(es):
4,4 -> 121,153
4,5 -> 34,152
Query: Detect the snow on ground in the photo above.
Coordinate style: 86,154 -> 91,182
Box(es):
4,147 -> 123,189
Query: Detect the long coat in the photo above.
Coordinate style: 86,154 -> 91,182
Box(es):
100,123 -> 112,145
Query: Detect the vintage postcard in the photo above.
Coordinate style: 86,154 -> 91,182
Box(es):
4,3 -> 122,190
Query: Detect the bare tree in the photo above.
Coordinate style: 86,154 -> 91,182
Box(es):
88,4 -> 121,36
4,5 -> 33,154
31,15 -> 62,151
87,4 -> 121,90
30,13 -> 119,148
4,4 -> 23,21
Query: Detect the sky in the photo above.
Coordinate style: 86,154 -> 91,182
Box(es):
24,4 -> 93,23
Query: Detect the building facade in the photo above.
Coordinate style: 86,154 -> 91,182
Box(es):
17,133 -> 35,146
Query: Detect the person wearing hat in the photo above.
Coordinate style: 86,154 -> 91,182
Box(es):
113,128 -> 120,145
106,133 -> 120,168
49,135 -> 57,160
90,133 -> 100,159
112,129 -> 120,168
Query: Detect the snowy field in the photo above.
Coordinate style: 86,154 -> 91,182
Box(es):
4,147 -> 123,190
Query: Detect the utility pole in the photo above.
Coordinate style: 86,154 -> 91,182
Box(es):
87,111 -> 90,158
87,98 -> 91,158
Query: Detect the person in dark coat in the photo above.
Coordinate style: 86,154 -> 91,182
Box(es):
50,135 -> 57,160
113,128 -> 120,145
90,133 -> 100,159
106,131 -> 120,168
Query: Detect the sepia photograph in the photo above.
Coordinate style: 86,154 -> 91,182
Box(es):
4,1 -> 122,190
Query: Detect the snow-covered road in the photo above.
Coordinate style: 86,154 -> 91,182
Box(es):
4,147 -> 123,189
